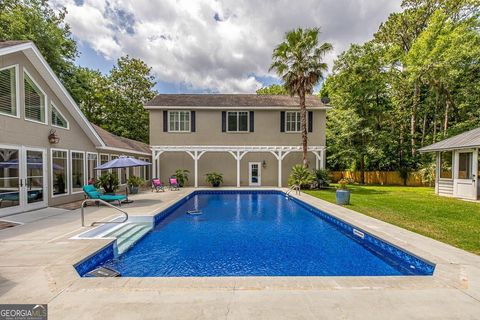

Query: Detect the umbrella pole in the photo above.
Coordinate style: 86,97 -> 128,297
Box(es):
123,170 -> 133,204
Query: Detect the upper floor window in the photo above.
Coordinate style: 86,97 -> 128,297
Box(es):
24,70 -> 46,124
168,110 -> 190,132
227,111 -> 249,132
51,103 -> 69,129
285,111 -> 301,132
0,65 -> 18,117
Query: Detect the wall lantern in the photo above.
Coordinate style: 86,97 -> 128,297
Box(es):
262,160 -> 267,169
48,129 -> 60,144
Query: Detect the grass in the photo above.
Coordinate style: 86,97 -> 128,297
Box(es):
305,185 -> 480,255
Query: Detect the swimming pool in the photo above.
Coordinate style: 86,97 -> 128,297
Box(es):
75,190 -> 435,277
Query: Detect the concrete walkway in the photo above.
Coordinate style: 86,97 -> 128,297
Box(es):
0,188 -> 479,319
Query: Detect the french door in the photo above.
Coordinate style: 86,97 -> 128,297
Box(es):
0,145 -> 47,216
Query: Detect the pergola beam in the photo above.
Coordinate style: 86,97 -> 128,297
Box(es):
150,146 -> 326,187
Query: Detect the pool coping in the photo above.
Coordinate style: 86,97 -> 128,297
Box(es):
69,188 -> 469,291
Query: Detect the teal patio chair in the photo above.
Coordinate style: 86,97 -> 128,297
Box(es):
83,185 -> 126,206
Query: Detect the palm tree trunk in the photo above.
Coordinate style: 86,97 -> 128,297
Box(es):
299,89 -> 308,167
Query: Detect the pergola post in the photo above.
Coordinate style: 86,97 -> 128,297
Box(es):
186,150 -> 206,187
278,151 -> 283,187
151,150 -> 156,179
228,151 -> 247,187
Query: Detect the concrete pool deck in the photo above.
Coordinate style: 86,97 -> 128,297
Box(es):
0,188 -> 479,319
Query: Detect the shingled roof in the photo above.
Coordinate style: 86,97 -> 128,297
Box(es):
0,40 -> 31,49
145,94 -> 327,108
419,127 -> 480,152
91,124 -> 151,154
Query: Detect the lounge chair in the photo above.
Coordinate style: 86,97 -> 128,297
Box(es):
83,185 -> 126,206
169,177 -> 179,191
151,178 -> 165,192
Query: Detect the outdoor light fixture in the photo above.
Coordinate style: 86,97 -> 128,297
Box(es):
262,160 -> 267,168
48,129 -> 60,144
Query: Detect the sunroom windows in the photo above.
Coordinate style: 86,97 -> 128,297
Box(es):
52,150 -> 68,196
439,151 -> 453,179
71,151 -> 85,193
0,65 -> 18,117
24,70 -> 46,124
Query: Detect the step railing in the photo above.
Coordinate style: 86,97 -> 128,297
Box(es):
285,185 -> 301,197
80,199 -> 129,227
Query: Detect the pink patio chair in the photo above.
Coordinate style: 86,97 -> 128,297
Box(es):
151,178 -> 165,192
169,177 -> 179,191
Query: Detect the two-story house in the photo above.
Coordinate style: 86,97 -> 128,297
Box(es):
146,94 -> 329,187
0,41 -> 150,216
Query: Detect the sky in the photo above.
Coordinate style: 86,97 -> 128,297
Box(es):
51,0 -> 402,93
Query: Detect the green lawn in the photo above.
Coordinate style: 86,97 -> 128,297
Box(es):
305,185 -> 480,255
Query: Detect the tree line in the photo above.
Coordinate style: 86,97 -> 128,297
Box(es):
0,0 -> 156,143
320,0 -> 480,183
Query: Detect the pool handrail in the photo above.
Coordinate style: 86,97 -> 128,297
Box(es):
80,199 -> 129,227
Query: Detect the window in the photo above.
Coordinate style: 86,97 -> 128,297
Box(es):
144,158 -> 151,180
168,111 -> 190,132
285,111 -> 301,132
71,151 -> 85,193
52,150 -> 68,196
111,155 -> 126,184
100,154 -> 110,176
458,152 -> 473,179
0,65 -> 18,117
439,151 -> 453,179
51,103 -> 69,129
227,111 -> 248,132
24,71 -> 46,123
0,148 -> 20,208
87,153 -> 98,183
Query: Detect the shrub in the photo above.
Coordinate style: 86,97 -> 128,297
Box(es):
206,172 -> 223,187
174,169 -> 190,187
95,172 -> 119,193
314,169 -> 330,188
288,165 -> 315,189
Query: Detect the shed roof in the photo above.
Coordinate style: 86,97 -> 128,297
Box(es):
145,94 -> 328,109
91,124 -> 151,155
419,127 -> 480,152
0,40 -> 30,49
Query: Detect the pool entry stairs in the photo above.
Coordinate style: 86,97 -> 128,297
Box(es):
104,222 -> 151,254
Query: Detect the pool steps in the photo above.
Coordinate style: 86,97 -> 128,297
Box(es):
104,223 -> 152,254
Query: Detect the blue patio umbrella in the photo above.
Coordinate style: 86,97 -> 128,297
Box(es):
94,156 -> 151,203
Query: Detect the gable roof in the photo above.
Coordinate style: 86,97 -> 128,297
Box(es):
145,94 -> 329,109
91,124 -> 151,155
419,127 -> 480,152
0,40 -> 104,147
0,41 -> 151,156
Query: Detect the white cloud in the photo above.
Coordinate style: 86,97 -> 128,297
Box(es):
53,0 -> 401,92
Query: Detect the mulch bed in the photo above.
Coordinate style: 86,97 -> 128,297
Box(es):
0,220 -> 20,230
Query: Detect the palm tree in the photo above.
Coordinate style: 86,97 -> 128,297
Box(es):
270,28 -> 333,167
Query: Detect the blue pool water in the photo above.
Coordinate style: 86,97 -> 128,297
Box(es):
89,191 -> 434,277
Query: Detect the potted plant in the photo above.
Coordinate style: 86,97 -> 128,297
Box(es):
174,169 -> 190,187
206,172 -> 223,187
336,178 -> 350,205
95,172 -> 119,194
127,175 -> 144,194
287,164 -> 315,189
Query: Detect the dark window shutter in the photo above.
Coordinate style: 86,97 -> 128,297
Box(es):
308,111 -> 313,132
191,111 -> 196,132
163,111 -> 168,132
249,111 -> 254,132
280,111 -> 285,132
221,111 -> 226,132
